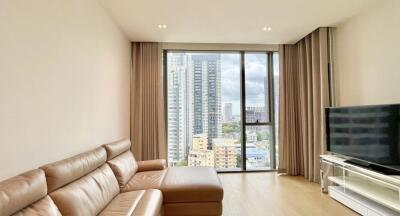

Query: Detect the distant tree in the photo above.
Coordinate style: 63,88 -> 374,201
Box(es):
256,131 -> 262,141
236,154 -> 242,167
222,122 -> 241,134
177,160 -> 188,167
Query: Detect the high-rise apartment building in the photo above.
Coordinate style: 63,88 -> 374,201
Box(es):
168,53 -> 222,164
167,53 -> 192,165
223,103 -> 233,123
246,106 -> 266,123
192,54 -> 222,148
213,138 -> 237,169
264,76 -> 269,121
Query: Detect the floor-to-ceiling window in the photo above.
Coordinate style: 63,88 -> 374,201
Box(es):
165,50 -> 279,171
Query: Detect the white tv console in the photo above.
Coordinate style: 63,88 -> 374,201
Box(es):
320,155 -> 400,216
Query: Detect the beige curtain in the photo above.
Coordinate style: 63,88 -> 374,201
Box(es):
278,27 -> 332,182
131,42 -> 167,161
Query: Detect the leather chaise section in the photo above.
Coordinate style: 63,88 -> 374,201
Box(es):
50,164 -> 120,216
122,170 -> 167,192
137,159 -> 167,172
107,151 -> 138,190
103,138 -> 131,160
13,195 -> 62,216
0,169 -> 47,216
41,147 -> 107,192
161,167 -> 223,203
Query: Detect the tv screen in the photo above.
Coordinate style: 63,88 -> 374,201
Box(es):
326,104 -> 400,169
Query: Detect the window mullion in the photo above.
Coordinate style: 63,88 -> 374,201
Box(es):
240,51 -> 246,171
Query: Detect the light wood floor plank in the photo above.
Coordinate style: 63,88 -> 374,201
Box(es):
218,172 -> 358,216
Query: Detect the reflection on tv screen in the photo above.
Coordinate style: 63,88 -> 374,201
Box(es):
327,105 -> 400,166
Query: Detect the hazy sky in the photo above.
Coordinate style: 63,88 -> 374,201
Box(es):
221,53 -> 279,115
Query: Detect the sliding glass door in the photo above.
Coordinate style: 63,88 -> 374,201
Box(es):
165,50 -> 279,172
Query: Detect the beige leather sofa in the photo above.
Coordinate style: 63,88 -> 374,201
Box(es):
0,139 -> 223,216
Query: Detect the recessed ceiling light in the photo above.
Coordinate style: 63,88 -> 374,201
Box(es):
158,24 -> 167,29
262,26 -> 272,31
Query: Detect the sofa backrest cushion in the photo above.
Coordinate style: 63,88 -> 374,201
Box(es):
13,195 -> 62,216
41,147 -> 107,192
107,151 -> 138,189
0,169 -> 47,215
103,138 -> 131,160
50,164 -> 119,216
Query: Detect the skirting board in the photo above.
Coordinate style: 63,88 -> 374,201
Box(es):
329,186 -> 400,216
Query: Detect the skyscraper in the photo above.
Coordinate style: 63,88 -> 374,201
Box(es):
264,76 -> 269,121
223,103 -> 233,123
246,106 -> 266,123
167,53 -> 223,165
167,53 -> 192,165
191,54 -> 222,148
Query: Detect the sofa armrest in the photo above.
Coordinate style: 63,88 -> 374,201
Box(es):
137,159 -> 167,172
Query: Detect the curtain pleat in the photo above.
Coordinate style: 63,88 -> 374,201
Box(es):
131,42 -> 166,161
278,27 -> 331,182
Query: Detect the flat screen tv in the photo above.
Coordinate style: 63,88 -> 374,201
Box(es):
326,104 -> 400,174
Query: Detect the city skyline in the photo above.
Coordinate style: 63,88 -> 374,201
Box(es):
167,52 -> 278,169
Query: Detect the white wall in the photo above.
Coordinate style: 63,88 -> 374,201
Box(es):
334,0 -> 400,106
0,0 -> 131,180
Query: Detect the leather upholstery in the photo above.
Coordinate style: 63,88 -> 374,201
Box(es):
137,159 -> 167,172
99,189 -> 162,216
163,202 -> 222,216
161,167 -> 223,203
107,151 -> 138,189
13,196 -> 62,216
50,164 -> 119,216
103,138 -> 131,160
0,138 -> 224,216
122,170 -> 167,192
0,169 -> 47,216
99,190 -> 145,216
41,147 -> 107,192
131,189 -> 163,216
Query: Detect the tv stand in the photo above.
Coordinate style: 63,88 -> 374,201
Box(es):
320,155 -> 400,215
345,158 -> 400,176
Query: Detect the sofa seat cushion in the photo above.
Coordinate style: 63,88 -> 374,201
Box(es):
122,170 -> 167,192
99,189 -> 163,216
13,196 -> 62,216
160,167 -> 223,203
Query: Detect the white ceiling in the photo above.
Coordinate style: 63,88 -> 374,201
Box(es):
98,0 -> 376,44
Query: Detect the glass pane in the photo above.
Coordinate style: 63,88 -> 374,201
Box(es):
246,125 -> 273,170
273,52 -> 279,169
245,53 -> 269,123
167,52 -> 242,171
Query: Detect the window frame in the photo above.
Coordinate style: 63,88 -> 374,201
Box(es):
163,49 -> 278,172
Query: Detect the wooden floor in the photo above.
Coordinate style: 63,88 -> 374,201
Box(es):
219,172 -> 358,216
